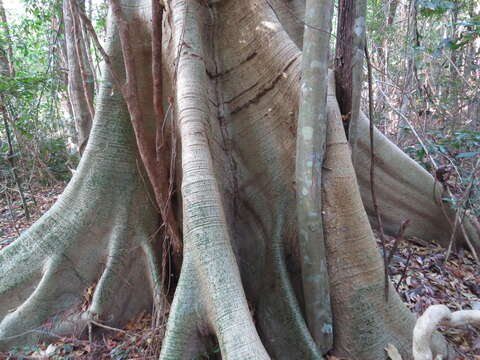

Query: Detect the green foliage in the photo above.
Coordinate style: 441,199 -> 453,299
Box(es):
418,0 -> 456,17
39,136 -> 79,181
405,129 -> 480,216
0,0 -> 81,188
448,17 -> 480,50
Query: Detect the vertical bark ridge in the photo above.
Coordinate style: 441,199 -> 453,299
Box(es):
256,202 -> 323,359
164,1 -> 269,358
160,260 -> 208,359
209,1 -> 322,357
63,0 -> 94,154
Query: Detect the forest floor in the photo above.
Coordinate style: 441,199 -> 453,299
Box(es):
0,183 -> 479,359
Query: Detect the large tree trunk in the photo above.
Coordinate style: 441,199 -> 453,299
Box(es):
0,0 -> 474,359
0,2 -> 160,347
324,72 -> 448,359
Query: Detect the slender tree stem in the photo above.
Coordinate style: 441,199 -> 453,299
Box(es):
296,0 -> 333,352
1,103 -> 30,220
365,41 -> 389,301
68,0 -> 95,121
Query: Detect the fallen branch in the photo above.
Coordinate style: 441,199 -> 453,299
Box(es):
395,248 -> 412,292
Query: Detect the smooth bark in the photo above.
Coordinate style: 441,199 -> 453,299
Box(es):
295,0 -> 333,352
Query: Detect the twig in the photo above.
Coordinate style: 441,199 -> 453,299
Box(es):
365,41 -> 389,301
387,219 -> 410,266
90,319 -> 128,334
372,71 -> 438,169
372,69 -> 478,258
4,191 -> 20,236
88,322 -> 93,343
395,249 -> 413,292
0,102 -> 30,220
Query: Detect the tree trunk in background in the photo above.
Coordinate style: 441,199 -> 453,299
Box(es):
0,0 -> 14,77
374,0 -> 399,131
0,0 -> 31,219
396,0 -> 419,143
3,0 -> 479,358
63,0 -> 94,155
467,4 -> 480,128
334,0 -> 366,151
447,5 -> 460,131
56,7 -> 79,148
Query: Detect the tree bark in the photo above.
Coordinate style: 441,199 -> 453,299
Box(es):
295,0 -> 333,352
334,0 -> 367,150
63,0 -> 94,155
0,1 -> 472,359
0,2 -> 161,348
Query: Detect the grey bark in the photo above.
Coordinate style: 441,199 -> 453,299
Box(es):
0,2 -> 161,348
0,1 -> 472,359
295,0 -> 333,353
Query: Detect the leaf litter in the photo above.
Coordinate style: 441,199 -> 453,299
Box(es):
1,184 -> 480,359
